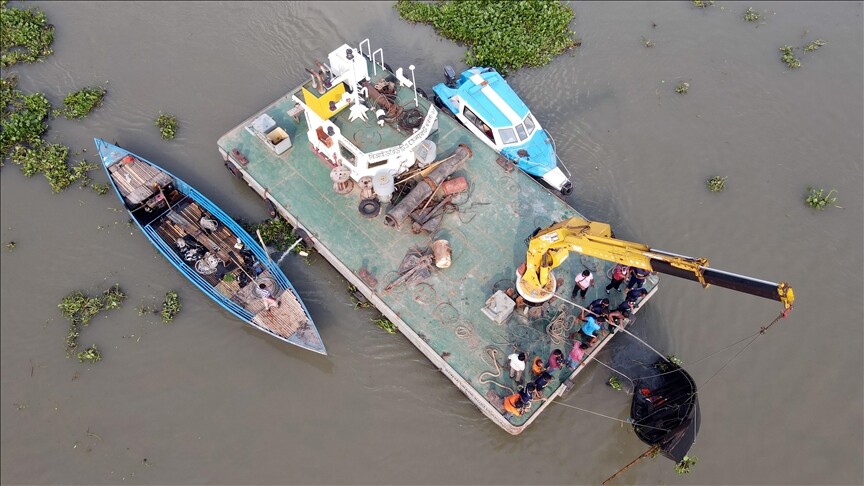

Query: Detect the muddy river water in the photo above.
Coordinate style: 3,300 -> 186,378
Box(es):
1,2 -> 862,484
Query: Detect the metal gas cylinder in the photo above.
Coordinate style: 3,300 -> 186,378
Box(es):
373,169 -> 395,203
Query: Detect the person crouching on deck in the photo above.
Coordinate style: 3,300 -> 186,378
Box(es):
256,283 -> 279,311
503,393 -> 525,419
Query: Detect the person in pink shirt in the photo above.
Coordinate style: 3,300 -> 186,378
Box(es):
566,342 -> 585,368
547,348 -> 564,372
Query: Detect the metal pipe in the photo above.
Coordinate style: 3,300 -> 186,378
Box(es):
650,259 -> 787,303
384,144 -> 472,228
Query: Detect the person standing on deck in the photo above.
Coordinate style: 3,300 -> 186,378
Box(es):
503,393 -> 525,419
507,352 -> 526,383
625,267 -> 652,293
606,264 -> 630,294
256,283 -> 279,311
566,342 -> 585,369
571,269 -> 594,300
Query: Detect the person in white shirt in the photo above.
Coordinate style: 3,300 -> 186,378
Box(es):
507,352 -> 526,383
571,269 -> 594,299
255,283 -> 279,311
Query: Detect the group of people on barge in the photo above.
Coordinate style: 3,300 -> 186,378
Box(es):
502,263 -> 654,419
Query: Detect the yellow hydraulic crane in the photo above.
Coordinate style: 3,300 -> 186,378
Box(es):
517,217 -> 794,311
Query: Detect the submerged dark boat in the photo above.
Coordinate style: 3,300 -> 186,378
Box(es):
630,359 -> 700,462
95,138 -> 326,355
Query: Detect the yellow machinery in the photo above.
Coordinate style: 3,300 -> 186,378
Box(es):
518,217 -> 794,310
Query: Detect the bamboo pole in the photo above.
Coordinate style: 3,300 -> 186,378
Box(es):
602,445 -> 660,485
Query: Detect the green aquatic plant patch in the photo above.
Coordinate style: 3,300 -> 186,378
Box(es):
59,285 -> 125,357
76,344 -> 102,364
1,74 -> 50,162
743,7 -> 761,22
10,142 -> 96,193
395,0 -> 579,75
160,290 -> 181,323
675,455 -> 698,474
780,40 -> 825,70
0,0 -> 55,67
242,216 -> 308,253
373,316 -> 397,334
805,186 -> 838,211
155,112 -> 177,140
58,86 -> 107,119
706,175 -> 726,192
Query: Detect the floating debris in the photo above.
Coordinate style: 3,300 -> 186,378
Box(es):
804,39 -> 826,52
743,7 -> 761,22
706,176 -> 727,192
5,241 -> 16,251
675,82 -> 689,94
675,455 -> 698,474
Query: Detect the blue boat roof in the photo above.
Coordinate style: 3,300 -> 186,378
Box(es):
456,67 -> 530,129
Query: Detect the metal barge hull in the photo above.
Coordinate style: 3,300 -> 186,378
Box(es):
217,48 -> 657,434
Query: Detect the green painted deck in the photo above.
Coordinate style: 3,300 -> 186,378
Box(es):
217,59 -> 658,434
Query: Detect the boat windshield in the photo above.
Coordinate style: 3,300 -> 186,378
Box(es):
498,127 -> 518,145
523,114 -> 536,136
515,123 -> 528,141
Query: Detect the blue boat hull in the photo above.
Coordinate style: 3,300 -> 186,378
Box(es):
94,138 -> 326,355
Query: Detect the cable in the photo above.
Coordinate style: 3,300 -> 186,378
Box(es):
551,401 -> 670,433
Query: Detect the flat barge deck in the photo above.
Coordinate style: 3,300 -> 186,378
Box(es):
217,41 -> 657,434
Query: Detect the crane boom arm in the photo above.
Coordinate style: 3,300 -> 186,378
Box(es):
521,217 -> 794,309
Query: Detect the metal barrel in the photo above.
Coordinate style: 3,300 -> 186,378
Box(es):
383,144 -> 472,228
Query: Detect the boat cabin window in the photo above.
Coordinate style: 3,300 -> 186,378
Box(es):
368,158 -> 389,169
523,114 -> 536,136
515,123 -> 528,142
338,142 -> 356,167
498,127 -> 518,145
463,107 -> 494,142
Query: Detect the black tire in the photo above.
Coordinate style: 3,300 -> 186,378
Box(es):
433,94 -> 444,108
383,62 -> 393,73
417,87 -> 428,100
224,161 -> 241,178
358,198 -> 381,218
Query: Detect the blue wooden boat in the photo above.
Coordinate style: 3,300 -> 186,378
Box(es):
432,66 -> 572,195
95,138 -> 326,355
